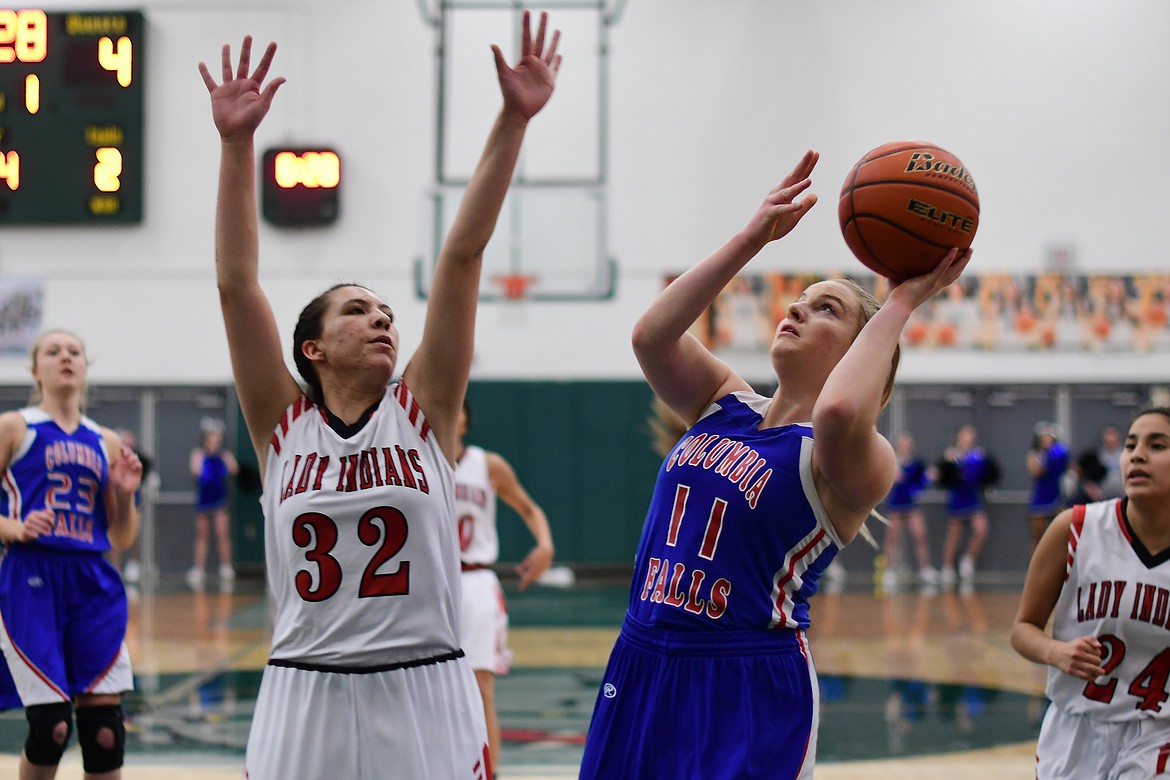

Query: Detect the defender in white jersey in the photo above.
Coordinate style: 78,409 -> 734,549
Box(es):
247,384 -> 484,778
454,401 -> 554,770
199,15 -> 562,779
1013,408 -> 1170,780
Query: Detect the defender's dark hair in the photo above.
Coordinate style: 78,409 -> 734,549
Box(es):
292,282 -> 367,405
1131,406 -> 1170,428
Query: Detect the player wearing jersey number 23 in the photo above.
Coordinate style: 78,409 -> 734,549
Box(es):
0,330 -> 143,778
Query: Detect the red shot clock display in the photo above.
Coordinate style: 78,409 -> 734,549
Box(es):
261,147 -> 341,226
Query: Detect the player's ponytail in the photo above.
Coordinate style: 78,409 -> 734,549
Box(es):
647,395 -> 690,458
837,278 -> 900,408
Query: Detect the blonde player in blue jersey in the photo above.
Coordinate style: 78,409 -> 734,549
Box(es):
1012,407 -> 1170,780
0,329 -> 143,779
578,152 -> 972,780
200,12 -> 561,780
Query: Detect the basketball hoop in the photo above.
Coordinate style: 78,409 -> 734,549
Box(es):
493,274 -> 537,301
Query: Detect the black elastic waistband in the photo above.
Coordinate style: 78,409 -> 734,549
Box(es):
267,648 -> 464,675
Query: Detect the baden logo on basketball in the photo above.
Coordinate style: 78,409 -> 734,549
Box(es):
903,152 -> 978,196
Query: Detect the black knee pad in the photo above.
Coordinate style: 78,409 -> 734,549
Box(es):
76,703 -> 126,774
24,701 -> 73,766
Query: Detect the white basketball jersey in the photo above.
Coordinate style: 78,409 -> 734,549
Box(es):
1048,499 -> 1170,721
454,445 -> 498,566
261,383 -> 460,665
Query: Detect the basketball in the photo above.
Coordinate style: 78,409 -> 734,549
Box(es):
838,141 -> 980,281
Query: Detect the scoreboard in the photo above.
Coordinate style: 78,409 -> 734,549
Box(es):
0,9 -> 144,224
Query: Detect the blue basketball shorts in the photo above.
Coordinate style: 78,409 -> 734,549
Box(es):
579,616 -> 819,780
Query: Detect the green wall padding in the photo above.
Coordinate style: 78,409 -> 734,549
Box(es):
465,380 -> 664,565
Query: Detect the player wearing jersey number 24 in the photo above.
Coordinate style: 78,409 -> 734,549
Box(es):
199,12 -> 562,780
1012,407 -> 1170,780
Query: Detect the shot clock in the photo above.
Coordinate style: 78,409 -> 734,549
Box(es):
261,147 -> 341,226
0,8 -> 144,224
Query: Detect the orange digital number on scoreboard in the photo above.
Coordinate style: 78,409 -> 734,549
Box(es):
93,147 -> 122,193
0,149 -> 19,190
97,34 -> 131,86
0,9 -> 48,64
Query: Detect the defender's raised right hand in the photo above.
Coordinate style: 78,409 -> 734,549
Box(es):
198,36 -> 285,141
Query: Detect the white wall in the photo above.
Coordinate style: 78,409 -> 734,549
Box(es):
2,0 -> 1168,386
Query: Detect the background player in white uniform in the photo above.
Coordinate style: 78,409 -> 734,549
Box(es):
0,329 -> 143,779
454,400 -> 554,771
1012,407 -> 1170,780
199,14 -> 562,779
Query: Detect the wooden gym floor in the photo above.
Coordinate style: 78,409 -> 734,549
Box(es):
0,575 -> 1044,779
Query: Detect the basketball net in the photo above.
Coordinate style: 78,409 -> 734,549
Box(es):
493,274 -> 537,301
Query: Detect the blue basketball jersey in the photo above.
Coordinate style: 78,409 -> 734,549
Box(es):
944,448 -> 989,515
195,450 -> 231,511
583,390 -> 836,779
0,408 -> 111,552
1029,441 -> 1070,513
0,409 -> 130,709
626,391 -> 843,633
886,458 -> 928,511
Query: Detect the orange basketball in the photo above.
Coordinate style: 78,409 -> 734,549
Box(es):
838,141 -> 980,281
